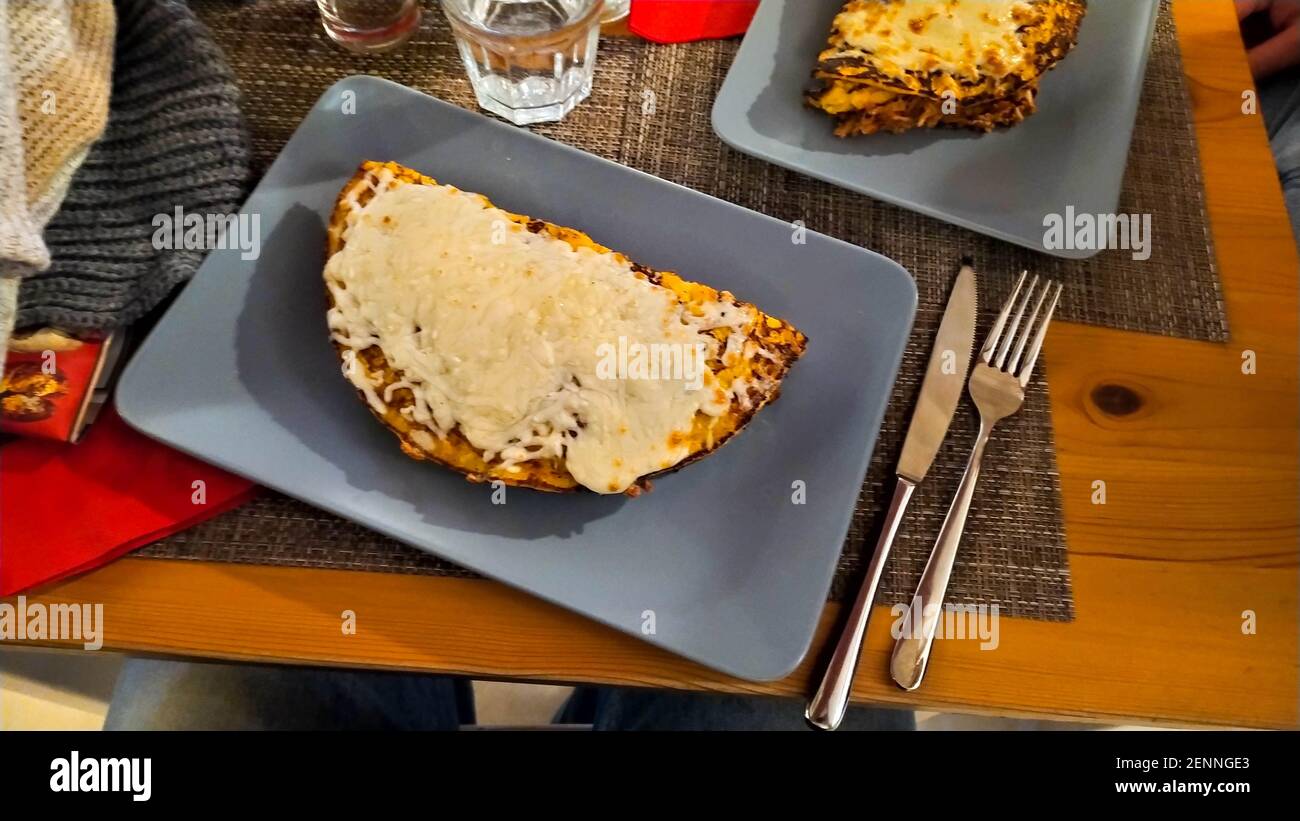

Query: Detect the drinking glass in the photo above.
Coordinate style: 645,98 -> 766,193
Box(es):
441,0 -> 606,126
601,0 -> 629,21
316,0 -> 421,53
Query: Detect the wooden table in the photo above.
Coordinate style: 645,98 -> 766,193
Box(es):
13,0 -> 1298,729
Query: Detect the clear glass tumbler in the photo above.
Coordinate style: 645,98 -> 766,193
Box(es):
601,0 -> 629,22
316,0 -> 421,53
441,0 -> 606,126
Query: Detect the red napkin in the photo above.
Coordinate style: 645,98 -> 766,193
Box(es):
0,403 -> 255,595
629,0 -> 760,43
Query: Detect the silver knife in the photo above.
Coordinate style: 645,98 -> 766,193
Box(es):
805,262 -> 978,731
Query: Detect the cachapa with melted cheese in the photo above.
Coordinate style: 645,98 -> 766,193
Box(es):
806,0 -> 1087,136
324,161 -> 807,496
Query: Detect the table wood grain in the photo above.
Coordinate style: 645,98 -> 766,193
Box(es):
12,0 -> 1298,729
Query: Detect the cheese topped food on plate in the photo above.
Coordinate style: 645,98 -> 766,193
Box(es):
806,0 -> 1087,136
324,161 -> 807,496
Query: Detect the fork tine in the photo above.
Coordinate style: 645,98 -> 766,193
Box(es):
980,270 -> 1027,364
995,274 -> 1039,370
1008,281 -> 1050,374
1017,281 -> 1062,387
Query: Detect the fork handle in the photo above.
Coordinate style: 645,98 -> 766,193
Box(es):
890,419 -> 993,691
805,477 -> 915,730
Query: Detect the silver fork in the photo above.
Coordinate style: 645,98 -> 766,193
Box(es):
889,271 -> 1062,691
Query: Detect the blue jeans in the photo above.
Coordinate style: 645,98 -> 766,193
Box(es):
104,658 -> 914,731
1261,69 -> 1300,250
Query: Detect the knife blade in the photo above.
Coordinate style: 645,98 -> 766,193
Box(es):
897,263 -> 979,481
805,261 -> 978,731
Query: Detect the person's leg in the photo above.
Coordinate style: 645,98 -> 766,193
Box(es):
555,686 -> 913,731
1259,67 -> 1300,248
104,657 -> 473,730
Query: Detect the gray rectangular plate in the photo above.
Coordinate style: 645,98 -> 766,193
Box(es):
712,0 -> 1160,258
117,76 -> 917,681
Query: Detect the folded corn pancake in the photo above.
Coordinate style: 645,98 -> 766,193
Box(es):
324,161 -> 807,496
806,0 -> 1087,136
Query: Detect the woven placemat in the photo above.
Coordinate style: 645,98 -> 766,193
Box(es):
136,0 -> 1215,622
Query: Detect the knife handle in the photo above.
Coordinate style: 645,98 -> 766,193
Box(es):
805,477 -> 916,731
890,424 -> 991,691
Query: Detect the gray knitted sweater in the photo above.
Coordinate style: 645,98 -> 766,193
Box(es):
16,0 -> 251,333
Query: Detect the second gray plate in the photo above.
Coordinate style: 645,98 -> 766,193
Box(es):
117,76 -> 917,681
712,0 -> 1161,259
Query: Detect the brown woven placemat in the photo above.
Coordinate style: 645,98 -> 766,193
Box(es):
136,0 -> 1217,622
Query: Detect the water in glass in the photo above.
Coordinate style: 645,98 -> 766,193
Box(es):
441,0 -> 605,126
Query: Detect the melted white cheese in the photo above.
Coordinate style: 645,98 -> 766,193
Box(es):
325,177 -> 753,494
834,0 -> 1033,78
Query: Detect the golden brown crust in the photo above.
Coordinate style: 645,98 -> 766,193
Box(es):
325,161 -> 808,495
